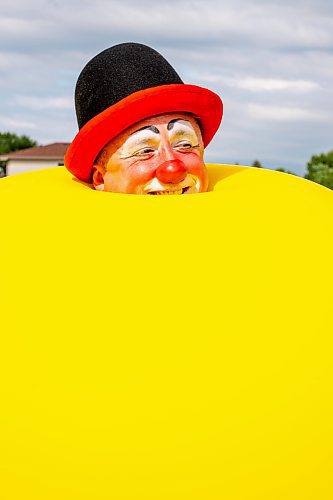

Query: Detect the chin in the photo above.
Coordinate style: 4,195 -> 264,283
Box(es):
138,174 -> 203,195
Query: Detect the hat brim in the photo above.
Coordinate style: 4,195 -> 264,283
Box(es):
65,84 -> 223,183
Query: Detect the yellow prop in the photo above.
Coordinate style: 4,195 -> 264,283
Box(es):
1,165 -> 333,499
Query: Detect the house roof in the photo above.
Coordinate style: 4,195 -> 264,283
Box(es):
0,143 -> 70,161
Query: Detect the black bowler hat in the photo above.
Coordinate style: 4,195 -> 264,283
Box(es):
65,42 -> 223,183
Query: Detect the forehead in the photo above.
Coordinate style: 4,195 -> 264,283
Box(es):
100,112 -> 201,158
120,112 -> 200,141
128,112 -> 199,132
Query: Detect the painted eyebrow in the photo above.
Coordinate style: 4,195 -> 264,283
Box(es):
167,119 -> 191,130
130,125 -> 159,136
129,119 -> 193,136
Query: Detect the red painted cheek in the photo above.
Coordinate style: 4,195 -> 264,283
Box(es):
174,153 -> 208,191
125,160 -> 158,193
124,153 -> 207,193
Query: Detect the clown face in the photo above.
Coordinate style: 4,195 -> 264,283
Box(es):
92,113 -> 208,194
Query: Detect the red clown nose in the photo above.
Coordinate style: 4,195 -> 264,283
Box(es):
156,159 -> 187,184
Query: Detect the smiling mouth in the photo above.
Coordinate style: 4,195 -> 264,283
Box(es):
148,186 -> 191,195
143,175 -> 200,195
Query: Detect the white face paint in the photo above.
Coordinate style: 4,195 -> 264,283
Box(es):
93,113 -> 208,195
118,119 -> 200,160
168,119 -> 200,149
119,119 -> 203,194
119,129 -> 159,159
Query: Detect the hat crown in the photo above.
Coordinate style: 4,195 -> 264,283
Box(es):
75,42 -> 183,129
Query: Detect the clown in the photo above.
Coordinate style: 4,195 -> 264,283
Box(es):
65,42 -> 223,194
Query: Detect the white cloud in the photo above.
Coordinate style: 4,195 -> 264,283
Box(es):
14,95 -> 73,110
0,0 -> 332,176
194,75 -> 320,92
247,103 -> 325,122
1,0 -> 333,51
228,78 -> 319,92
0,116 -> 37,129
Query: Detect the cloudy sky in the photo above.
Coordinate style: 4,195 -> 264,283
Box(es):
1,0 -> 332,175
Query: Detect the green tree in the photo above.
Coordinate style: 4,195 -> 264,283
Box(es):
275,167 -> 296,175
251,160 -> 262,168
0,132 -> 37,176
305,150 -> 333,190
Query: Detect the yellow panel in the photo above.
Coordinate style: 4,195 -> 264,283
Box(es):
0,165 -> 333,499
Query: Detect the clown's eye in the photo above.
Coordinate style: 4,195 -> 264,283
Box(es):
135,148 -> 155,156
174,141 -> 199,150
121,148 -> 155,160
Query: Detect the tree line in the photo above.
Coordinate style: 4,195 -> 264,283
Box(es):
0,132 -> 332,190
243,152 -> 333,190
0,132 -> 37,177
